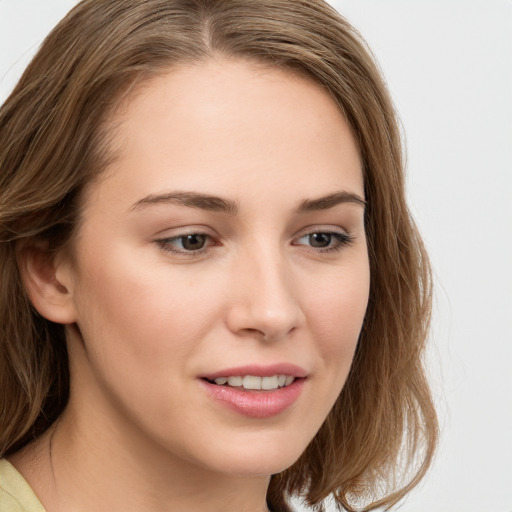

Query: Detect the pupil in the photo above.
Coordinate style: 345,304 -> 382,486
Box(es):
309,233 -> 331,248
182,234 -> 206,250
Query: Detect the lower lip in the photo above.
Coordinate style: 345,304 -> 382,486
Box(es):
200,379 -> 305,418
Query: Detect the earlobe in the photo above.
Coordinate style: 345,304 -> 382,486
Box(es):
17,241 -> 78,325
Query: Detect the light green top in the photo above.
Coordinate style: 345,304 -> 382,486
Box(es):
0,459 -> 45,512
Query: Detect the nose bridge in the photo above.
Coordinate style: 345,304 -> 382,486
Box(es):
227,239 -> 303,340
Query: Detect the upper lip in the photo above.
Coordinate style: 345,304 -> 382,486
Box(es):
200,363 -> 308,380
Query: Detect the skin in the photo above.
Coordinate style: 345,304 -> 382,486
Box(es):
13,58 -> 370,512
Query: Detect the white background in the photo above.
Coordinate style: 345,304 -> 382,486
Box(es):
1,1 -> 511,511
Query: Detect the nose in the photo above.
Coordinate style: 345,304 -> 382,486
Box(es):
225,245 -> 305,342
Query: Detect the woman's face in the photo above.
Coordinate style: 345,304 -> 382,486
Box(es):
62,58 -> 369,476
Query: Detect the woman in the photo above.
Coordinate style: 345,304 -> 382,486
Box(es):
0,1 -> 438,511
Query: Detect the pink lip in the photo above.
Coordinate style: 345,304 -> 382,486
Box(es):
200,378 -> 305,419
199,363 -> 308,419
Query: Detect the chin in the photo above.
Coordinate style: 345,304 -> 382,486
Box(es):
213,453 -> 301,478
191,427 -> 313,477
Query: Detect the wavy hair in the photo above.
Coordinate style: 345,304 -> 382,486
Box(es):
0,1 -> 437,510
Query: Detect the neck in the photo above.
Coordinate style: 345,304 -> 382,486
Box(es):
63,404 -> 272,512
10,404 -> 272,512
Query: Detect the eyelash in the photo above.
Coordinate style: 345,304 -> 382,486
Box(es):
293,230 -> 354,253
156,229 -> 354,256
157,233 -> 217,255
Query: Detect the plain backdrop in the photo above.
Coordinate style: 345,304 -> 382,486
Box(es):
1,1 -> 511,511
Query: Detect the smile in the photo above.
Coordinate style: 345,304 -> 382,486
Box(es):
200,365 -> 307,418
209,375 -> 296,390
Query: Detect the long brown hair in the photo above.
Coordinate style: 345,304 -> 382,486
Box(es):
0,1 -> 437,510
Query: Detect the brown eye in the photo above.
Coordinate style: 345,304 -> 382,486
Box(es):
158,233 -> 211,254
180,234 -> 207,251
294,230 -> 354,253
308,233 -> 332,248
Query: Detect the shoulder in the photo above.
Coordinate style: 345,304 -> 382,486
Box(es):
0,459 -> 45,512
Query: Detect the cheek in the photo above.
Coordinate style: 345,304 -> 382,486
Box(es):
285,260 -> 369,449
307,263 -> 370,355
302,259 -> 370,419
69,253 -> 218,431
71,246 -> 221,372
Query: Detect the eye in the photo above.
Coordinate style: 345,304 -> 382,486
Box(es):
157,233 -> 213,254
303,233 -> 334,248
294,230 -> 353,252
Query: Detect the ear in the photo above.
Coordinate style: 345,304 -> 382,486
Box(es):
17,241 -> 78,324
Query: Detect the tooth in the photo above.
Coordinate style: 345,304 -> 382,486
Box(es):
242,375 -> 262,390
227,376 -> 243,387
261,375 -> 278,390
285,376 -> 295,386
220,375 -> 295,389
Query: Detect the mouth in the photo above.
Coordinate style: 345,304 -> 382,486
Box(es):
204,374 -> 297,391
199,364 -> 307,418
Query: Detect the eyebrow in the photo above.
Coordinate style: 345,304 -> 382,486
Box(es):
296,191 -> 366,212
130,191 -> 239,215
130,190 -> 366,215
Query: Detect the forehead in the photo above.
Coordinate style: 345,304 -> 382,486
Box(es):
88,58 -> 363,212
